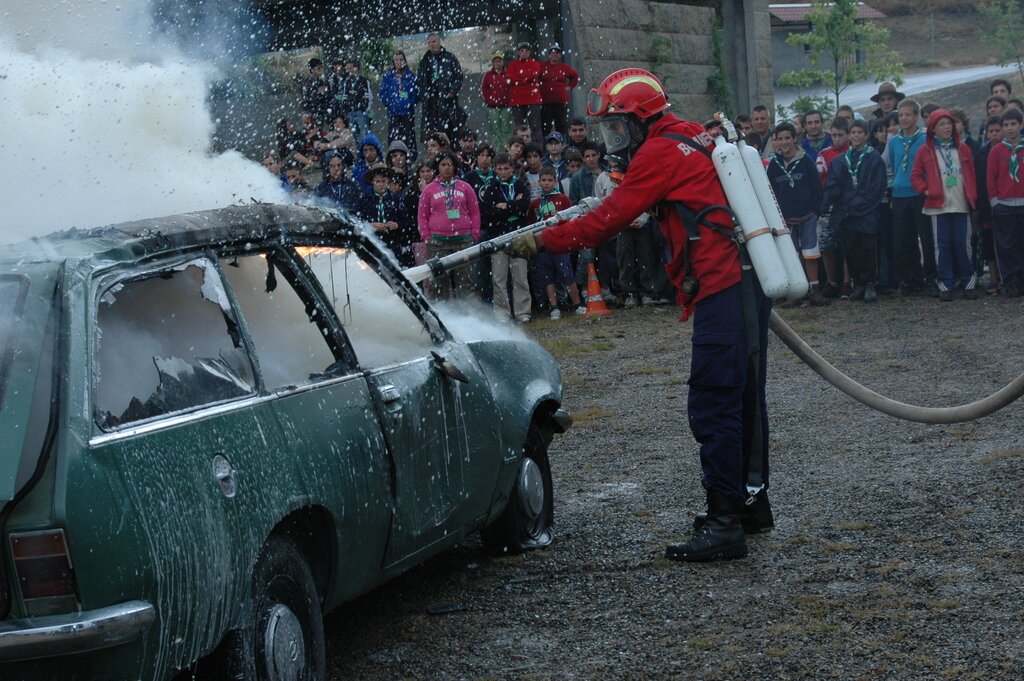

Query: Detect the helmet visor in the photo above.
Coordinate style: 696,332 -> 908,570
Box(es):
596,115 -> 633,155
587,88 -> 610,117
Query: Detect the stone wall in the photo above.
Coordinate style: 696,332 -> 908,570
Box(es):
565,0 -> 719,121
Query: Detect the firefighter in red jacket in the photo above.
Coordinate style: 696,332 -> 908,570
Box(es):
539,45 -> 580,136
507,42 -> 543,145
513,68 -> 773,562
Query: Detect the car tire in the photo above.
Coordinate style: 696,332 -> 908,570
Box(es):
481,424 -> 554,556
225,534 -> 326,681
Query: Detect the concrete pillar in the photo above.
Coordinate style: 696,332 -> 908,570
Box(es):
722,0 -> 773,116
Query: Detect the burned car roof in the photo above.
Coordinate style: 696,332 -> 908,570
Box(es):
2,204 -> 357,269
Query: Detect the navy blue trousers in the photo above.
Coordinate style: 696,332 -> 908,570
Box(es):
687,280 -> 771,505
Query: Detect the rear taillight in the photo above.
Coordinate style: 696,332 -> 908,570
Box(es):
9,529 -> 79,616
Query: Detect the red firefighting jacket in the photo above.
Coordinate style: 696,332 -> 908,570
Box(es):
541,113 -> 741,320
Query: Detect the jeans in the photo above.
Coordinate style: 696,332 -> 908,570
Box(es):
930,212 -> 974,291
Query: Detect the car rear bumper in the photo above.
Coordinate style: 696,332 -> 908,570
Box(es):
0,600 -> 154,661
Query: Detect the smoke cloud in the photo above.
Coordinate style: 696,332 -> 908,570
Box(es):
0,1 -> 286,244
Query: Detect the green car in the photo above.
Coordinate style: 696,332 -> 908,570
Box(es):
0,204 -> 569,679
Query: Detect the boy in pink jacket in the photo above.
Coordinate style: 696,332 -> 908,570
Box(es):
418,150 -> 481,299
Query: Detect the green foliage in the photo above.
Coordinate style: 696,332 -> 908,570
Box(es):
361,38 -> 396,82
777,95 -> 836,121
707,18 -> 735,114
979,0 -> 1024,84
778,0 -> 905,108
649,36 -> 672,90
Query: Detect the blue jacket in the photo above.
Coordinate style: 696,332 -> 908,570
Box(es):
352,133 -> 385,193
315,177 -> 361,211
800,133 -> 833,163
822,146 -> 886,233
884,128 -> 926,199
766,151 -> 822,220
379,68 -> 418,118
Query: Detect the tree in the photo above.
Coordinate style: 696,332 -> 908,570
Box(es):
979,0 -> 1024,86
778,0 -> 904,109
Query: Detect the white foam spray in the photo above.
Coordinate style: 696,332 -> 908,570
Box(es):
0,1 -> 287,243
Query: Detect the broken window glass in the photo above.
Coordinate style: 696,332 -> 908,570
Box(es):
219,252 -> 341,390
94,261 -> 256,429
299,247 -> 435,368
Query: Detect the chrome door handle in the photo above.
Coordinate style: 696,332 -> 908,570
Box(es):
379,384 -> 401,403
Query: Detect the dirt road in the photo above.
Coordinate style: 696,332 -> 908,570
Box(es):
326,293 -> 1024,679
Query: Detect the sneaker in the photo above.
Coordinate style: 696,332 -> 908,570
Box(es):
963,287 -> 979,300
574,305 -> 587,315
641,295 -> 656,306
515,314 -> 532,324
623,294 -> 638,309
864,284 -> 878,303
601,288 -> 619,306
821,282 -> 840,299
925,281 -> 940,298
549,308 -> 562,320
849,286 -> 865,301
839,284 -> 852,299
808,288 -> 830,306
938,289 -> 954,302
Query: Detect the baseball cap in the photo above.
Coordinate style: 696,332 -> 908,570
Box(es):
516,41 -> 531,50
544,131 -> 564,143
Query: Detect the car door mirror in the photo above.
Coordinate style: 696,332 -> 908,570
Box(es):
431,351 -> 469,383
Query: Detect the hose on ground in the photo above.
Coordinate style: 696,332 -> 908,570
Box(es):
769,310 -> 1024,424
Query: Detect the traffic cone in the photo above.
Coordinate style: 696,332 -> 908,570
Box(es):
583,262 -> 613,317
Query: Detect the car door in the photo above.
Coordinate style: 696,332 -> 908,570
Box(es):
69,256 -> 288,674
216,248 -> 393,599
298,245 -> 499,567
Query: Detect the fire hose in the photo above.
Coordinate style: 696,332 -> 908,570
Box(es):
400,197 -> 1024,424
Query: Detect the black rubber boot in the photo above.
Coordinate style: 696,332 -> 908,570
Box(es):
666,490 -> 748,562
693,489 -> 774,535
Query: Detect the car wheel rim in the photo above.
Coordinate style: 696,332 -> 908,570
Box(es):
517,458 -> 546,524
264,603 -> 306,681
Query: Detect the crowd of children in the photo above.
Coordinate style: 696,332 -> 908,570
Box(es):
734,78 -> 1024,304
264,69 -> 1024,321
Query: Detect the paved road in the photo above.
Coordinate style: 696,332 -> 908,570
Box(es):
775,63 -> 1019,112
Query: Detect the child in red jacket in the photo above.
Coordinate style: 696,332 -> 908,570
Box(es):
529,167 -> 585,319
911,109 -> 978,300
987,108 -> 1024,297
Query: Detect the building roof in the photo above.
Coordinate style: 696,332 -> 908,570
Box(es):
768,3 -> 885,23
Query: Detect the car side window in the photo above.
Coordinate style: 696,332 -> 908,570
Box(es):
299,247 -> 436,368
219,252 -> 343,390
94,260 -> 256,429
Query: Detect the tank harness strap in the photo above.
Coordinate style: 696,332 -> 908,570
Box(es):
661,134 -> 766,496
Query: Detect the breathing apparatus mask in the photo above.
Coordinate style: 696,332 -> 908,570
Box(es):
593,114 -> 648,168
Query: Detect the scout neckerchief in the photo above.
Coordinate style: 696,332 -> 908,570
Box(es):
936,137 -> 959,188
1003,138 -> 1024,182
807,135 -> 827,153
845,145 -> 871,186
441,178 -> 459,218
772,152 -> 801,188
896,128 -> 923,174
374,190 -> 388,223
539,189 -> 559,218
475,167 -> 494,186
499,178 -> 520,223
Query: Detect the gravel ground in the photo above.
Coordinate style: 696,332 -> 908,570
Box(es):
325,291 -> 1024,680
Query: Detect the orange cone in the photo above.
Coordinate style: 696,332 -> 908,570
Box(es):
583,262 -> 613,317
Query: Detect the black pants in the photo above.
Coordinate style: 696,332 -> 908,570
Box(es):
891,195 -> 936,287
541,103 -> 568,136
840,220 -> 877,286
512,104 -> 542,145
388,115 -> 416,158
